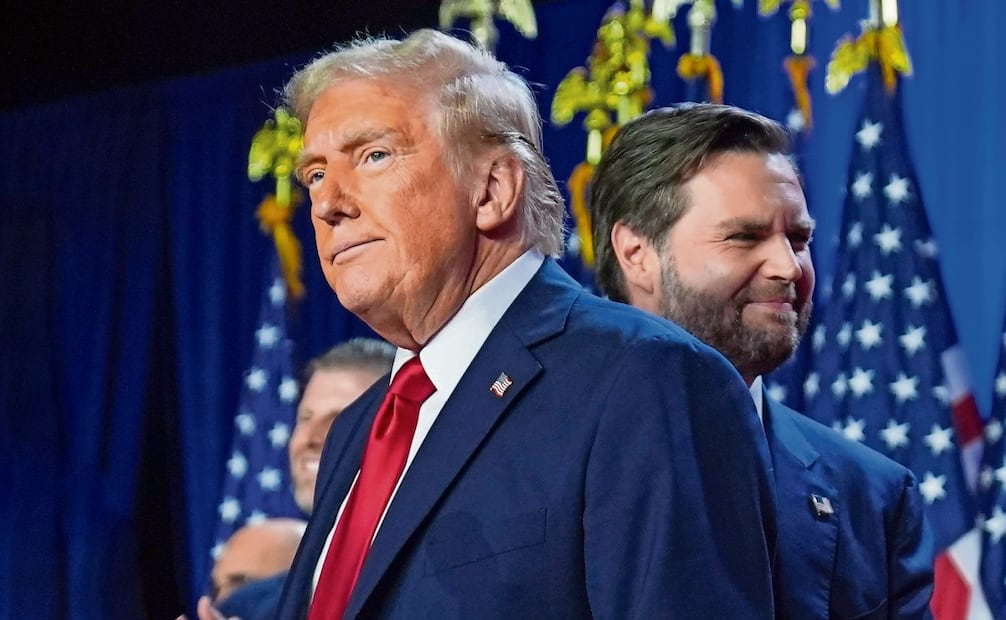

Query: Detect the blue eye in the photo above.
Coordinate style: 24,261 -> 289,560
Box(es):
366,150 -> 389,164
305,170 -> 324,186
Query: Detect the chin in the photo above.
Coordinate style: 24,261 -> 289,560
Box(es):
333,286 -> 382,317
294,492 -> 313,514
762,341 -> 799,369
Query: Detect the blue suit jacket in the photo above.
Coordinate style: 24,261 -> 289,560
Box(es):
277,260 -> 778,619
765,397 -> 935,619
216,572 -> 285,620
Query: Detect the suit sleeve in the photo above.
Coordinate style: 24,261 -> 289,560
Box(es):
582,336 -> 777,619
889,471 -> 936,619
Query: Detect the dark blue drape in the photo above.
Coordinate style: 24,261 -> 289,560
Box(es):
2,2 -> 1004,618
1,90 -> 166,618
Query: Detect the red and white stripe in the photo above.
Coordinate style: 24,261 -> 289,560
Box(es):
933,346 -> 991,619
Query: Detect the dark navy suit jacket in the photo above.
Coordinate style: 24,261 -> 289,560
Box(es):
765,396 -> 935,619
216,572 -> 285,620
277,260 -> 778,619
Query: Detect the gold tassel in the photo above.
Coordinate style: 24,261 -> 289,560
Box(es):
784,55 -> 815,131
872,26 -> 912,94
567,126 -> 619,267
567,162 -> 596,267
677,53 -> 724,103
255,193 -> 305,300
826,25 -> 912,95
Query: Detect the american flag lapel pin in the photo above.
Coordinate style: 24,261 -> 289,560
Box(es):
809,494 -> 834,518
489,372 -> 513,398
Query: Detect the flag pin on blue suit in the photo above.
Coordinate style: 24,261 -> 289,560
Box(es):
489,372 -> 513,398
810,494 -> 834,518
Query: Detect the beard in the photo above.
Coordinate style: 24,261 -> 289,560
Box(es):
657,257 -> 812,380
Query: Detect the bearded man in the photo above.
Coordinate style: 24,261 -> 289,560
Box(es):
591,103 -> 935,619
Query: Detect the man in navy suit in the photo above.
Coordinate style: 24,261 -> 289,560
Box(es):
591,103 -> 935,618
260,29 -> 777,619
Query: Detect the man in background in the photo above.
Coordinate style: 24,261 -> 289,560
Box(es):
591,102 -> 934,618
285,339 -> 396,517
202,338 -> 395,620
210,518 -> 306,604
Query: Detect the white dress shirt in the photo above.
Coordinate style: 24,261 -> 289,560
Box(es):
749,375 -> 764,423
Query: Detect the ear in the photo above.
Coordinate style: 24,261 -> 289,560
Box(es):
474,152 -> 524,234
610,221 -> 662,310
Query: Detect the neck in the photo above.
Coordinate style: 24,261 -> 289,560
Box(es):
377,242 -> 529,350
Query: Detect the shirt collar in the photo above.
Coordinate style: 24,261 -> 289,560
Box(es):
392,250 -> 545,392
749,375 -> 764,423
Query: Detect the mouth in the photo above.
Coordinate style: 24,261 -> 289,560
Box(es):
328,239 -> 378,265
746,298 -> 796,313
295,457 -> 320,476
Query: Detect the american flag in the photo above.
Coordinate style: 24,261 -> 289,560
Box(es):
795,64 -> 985,618
210,254 -> 304,562
978,323 -> 1006,617
489,372 -> 513,398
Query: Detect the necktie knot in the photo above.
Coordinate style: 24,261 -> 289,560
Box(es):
389,356 -> 435,403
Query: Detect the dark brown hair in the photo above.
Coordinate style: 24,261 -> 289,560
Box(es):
590,103 -> 792,302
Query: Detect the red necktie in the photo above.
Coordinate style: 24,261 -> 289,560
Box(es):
307,356 -> 435,620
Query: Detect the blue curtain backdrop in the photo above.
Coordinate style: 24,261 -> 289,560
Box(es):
1,1 -> 1003,618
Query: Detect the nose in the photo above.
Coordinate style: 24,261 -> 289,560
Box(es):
296,417 -> 322,449
762,235 -> 803,282
311,175 -> 360,225
309,411 -> 339,448
290,416 -> 323,455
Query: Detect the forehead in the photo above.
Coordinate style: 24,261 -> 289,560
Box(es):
300,367 -> 383,402
682,151 -> 809,224
213,532 -> 265,573
303,78 -> 436,145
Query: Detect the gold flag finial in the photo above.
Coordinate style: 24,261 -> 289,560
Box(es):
551,0 -> 665,266
439,0 -> 537,52
756,0 -> 838,19
754,0 -> 840,133
248,108 -> 305,300
825,0 -> 911,95
676,0 -> 724,103
646,0 -> 692,48
552,1 -> 668,134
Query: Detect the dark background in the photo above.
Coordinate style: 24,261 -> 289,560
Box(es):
1,1 -> 445,111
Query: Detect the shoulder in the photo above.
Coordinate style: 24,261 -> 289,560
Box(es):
568,291 -> 725,359
773,401 -> 917,492
216,572 -> 286,619
769,401 -> 932,570
518,259 -> 712,354
563,295 -> 748,402
511,261 -> 736,376
553,295 -> 759,441
503,263 -> 755,425
769,401 -> 934,618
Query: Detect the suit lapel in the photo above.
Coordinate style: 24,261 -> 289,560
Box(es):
764,397 -> 839,618
344,259 -> 577,618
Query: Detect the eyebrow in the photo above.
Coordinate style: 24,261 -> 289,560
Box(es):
296,126 -> 410,180
295,152 -> 323,185
715,216 -> 817,233
341,126 -> 407,151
